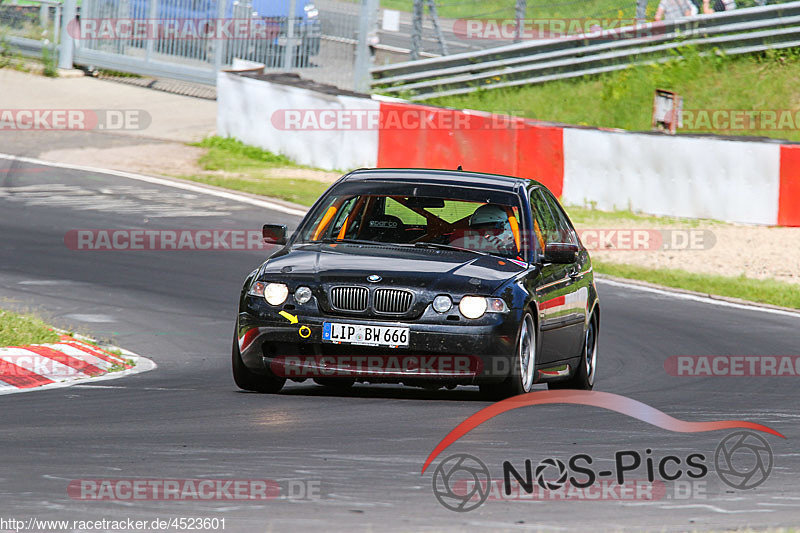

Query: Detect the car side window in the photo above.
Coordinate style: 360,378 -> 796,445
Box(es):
329,196 -> 358,235
539,189 -> 578,246
529,189 -> 560,250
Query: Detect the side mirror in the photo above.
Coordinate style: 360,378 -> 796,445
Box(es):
262,224 -> 287,245
544,242 -> 578,264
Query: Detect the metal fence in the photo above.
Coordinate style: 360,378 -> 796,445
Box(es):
0,0 -> 61,63
387,0 -> 782,59
71,0 -> 372,89
371,1 -> 800,100
0,0 -> 379,91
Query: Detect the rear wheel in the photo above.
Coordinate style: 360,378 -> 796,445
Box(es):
480,312 -> 536,400
549,313 -> 597,391
232,332 -> 285,393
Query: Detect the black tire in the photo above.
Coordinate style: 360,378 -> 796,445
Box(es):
480,312 -> 536,400
549,313 -> 597,391
232,332 -> 285,393
313,377 -> 355,391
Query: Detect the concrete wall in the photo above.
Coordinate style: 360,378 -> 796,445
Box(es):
217,71 -> 379,171
216,71 -> 800,226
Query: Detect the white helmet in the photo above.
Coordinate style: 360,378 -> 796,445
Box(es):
470,204 -> 508,228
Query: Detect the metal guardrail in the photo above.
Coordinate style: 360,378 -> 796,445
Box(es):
1,0 -> 62,60
371,2 -> 800,100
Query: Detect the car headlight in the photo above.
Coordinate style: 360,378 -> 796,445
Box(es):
459,296 -> 508,319
432,295 -> 452,313
264,283 -> 289,305
294,286 -> 313,304
459,296 -> 487,319
250,281 -> 289,306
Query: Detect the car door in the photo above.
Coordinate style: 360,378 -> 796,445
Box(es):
530,188 -> 584,364
541,188 -> 590,359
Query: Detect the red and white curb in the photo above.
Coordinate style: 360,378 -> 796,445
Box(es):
0,333 -> 155,395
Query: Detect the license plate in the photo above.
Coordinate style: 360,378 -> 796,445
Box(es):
322,322 -> 409,347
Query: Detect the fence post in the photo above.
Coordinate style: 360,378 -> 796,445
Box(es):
636,0 -> 648,20
213,0 -> 227,72
146,0 -> 158,62
425,0 -> 448,55
515,0 -> 526,43
39,2 -> 49,28
58,0 -> 76,69
353,0 -> 378,93
410,0 -> 423,60
282,0 -> 297,69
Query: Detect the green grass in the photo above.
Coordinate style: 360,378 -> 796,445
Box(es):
594,260 -> 800,310
180,174 -> 328,206
377,0 -> 643,21
371,0 -> 775,26
427,48 -> 800,143
180,136 -> 331,205
192,136 -> 301,171
0,309 -> 59,346
565,205 -> 721,227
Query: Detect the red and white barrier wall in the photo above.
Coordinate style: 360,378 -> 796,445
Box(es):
217,71 -> 800,226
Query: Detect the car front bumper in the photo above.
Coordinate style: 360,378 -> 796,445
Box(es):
237,307 -> 521,384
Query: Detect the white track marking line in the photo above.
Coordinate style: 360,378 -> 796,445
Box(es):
0,152 -> 307,217
657,504 -> 772,513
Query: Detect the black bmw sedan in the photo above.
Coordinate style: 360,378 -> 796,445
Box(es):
233,168 -> 599,398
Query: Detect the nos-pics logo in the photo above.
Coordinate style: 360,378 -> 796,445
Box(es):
431,430 -> 774,512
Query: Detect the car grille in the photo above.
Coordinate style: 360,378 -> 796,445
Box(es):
330,286 -> 368,312
374,289 -> 414,314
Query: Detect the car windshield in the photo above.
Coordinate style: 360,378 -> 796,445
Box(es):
297,182 -> 526,260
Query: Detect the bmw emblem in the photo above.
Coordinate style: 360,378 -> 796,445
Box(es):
367,274 -> 382,283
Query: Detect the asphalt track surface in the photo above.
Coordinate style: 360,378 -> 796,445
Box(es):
1,159 -> 799,532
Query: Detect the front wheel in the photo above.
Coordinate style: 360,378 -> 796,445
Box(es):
549,313 -> 597,390
232,332 -> 285,393
480,312 -> 536,399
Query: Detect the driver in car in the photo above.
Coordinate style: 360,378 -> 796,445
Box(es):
451,204 -> 517,255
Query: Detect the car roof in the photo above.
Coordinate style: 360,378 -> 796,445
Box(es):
341,168 -> 543,192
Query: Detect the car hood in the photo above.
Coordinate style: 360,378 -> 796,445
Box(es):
260,242 -> 525,294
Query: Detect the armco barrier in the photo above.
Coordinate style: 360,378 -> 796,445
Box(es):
216,70 -> 800,226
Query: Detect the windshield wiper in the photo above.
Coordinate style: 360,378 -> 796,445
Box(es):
413,242 -> 488,256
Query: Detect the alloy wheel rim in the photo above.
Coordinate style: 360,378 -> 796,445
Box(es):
585,319 -> 597,386
519,315 -> 535,392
